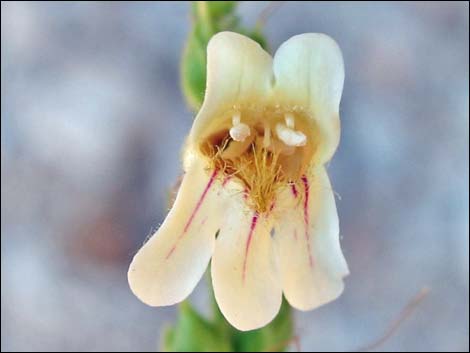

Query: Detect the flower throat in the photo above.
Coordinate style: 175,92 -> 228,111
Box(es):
201,106 -> 315,213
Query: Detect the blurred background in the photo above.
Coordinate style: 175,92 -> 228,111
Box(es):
1,1 -> 468,351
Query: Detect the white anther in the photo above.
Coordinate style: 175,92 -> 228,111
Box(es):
285,113 -> 295,128
230,123 -> 251,142
263,126 -> 271,148
275,123 -> 307,147
232,111 -> 241,126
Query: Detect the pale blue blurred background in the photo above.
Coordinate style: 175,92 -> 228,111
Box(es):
1,1 -> 468,351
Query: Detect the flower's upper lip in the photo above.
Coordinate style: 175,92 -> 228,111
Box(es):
188,31 -> 344,165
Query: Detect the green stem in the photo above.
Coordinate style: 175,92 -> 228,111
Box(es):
196,1 -> 215,39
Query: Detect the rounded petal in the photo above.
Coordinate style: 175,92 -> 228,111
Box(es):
211,201 -> 282,331
273,33 -> 344,163
128,159 -> 221,306
190,31 -> 273,146
275,167 -> 349,311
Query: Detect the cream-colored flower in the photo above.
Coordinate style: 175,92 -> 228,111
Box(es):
128,32 -> 349,331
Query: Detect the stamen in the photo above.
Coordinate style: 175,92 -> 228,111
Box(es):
275,123 -> 307,147
263,126 -> 271,148
232,111 -> 241,126
230,123 -> 251,142
285,113 -> 295,128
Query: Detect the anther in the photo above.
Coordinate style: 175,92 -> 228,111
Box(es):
230,111 -> 250,141
275,123 -> 306,147
230,124 -> 250,141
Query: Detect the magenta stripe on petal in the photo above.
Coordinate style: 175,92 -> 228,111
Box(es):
165,169 -> 218,259
301,175 -> 314,268
242,212 -> 259,283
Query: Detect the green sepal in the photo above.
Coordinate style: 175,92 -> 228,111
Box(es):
163,301 -> 232,352
231,298 -> 293,352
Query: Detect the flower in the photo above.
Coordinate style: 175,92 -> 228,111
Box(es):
128,32 -> 349,331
